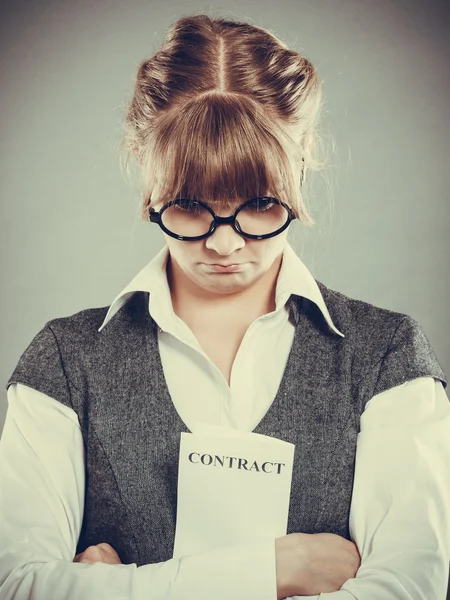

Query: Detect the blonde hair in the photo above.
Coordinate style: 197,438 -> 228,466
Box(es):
119,14 -> 330,227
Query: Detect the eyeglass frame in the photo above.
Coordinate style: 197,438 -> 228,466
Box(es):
148,196 -> 297,242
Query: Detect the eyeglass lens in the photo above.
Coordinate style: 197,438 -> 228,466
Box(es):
160,198 -> 289,237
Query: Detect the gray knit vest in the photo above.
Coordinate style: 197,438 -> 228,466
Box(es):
6,284 -> 448,567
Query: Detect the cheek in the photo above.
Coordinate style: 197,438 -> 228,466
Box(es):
256,238 -> 285,260
165,238 -> 193,261
170,241 -> 203,270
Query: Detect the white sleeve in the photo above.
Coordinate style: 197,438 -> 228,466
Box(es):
0,383 -> 277,600
294,376 -> 450,600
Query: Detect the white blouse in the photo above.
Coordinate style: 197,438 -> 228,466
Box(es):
0,242 -> 449,600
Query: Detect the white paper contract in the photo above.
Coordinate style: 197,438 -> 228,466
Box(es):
173,423 -> 295,558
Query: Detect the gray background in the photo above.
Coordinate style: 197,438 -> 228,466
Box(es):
1,0 -> 449,415
2,0 -> 449,430
0,0 -> 449,596
1,3 -> 450,412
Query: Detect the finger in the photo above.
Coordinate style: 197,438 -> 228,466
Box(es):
74,547 -> 99,563
73,552 -> 89,563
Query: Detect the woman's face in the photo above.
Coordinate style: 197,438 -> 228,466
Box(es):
160,201 -> 290,299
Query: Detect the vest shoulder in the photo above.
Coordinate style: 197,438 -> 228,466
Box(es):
45,291 -> 149,344
315,279 -> 413,335
318,281 -> 447,390
46,304 -> 111,336
6,304 -> 112,398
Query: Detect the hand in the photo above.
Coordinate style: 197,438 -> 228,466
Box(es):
73,542 -> 123,565
275,532 -> 361,599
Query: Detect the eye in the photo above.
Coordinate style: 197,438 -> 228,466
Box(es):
173,200 -> 201,213
245,198 -> 275,212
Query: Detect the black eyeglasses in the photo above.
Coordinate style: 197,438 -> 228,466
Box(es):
148,197 -> 296,242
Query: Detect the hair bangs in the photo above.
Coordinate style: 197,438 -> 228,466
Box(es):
140,92 -> 303,217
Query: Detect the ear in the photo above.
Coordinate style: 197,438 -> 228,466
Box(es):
303,130 -> 314,153
299,131 -> 313,186
133,144 -> 143,166
300,157 -> 306,187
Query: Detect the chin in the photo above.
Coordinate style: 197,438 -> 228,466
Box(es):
203,276 -> 254,294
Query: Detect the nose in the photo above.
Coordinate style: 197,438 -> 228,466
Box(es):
205,221 -> 246,255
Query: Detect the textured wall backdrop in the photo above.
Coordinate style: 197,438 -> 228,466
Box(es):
1,0 -> 449,425
0,0 -> 449,597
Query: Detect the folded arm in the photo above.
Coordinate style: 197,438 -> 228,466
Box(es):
287,377 -> 450,600
0,383 -> 277,600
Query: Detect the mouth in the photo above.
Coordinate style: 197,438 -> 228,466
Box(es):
205,263 -> 245,272
210,263 -> 240,267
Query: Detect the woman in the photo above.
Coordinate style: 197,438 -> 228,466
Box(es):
1,13 -> 449,600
